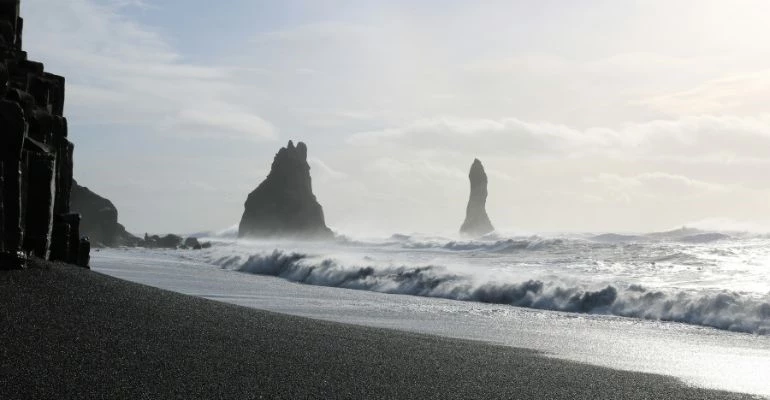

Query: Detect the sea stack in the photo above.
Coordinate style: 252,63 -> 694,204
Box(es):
460,159 -> 494,237
238,141 -> 333,240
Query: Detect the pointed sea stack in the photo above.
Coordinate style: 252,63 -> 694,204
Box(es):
238,141 -> 333,240
460,159 -> 494,237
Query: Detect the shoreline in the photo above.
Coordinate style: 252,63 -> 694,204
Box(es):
0,262 -> 754,399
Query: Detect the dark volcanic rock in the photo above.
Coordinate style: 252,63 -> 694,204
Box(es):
77,236 -> 90,268
1,0 -> 86,268
157,234 -> 182,249
183,237 -> 202,250
70,180 -> 138,247
140,233 -> 182,249
460,159 -> 494,237
239,140 -> 333,240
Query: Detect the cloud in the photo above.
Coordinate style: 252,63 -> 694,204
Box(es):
253,21 -> 369,44
680,217 -> 770,233
639,70 -> 770,116
349,115 -> 770,164
348,117 -> 603,159
161,103 -> 277,141
20,0 -> 770,233
21,0 -> 276,141
583,172 -> 728,203
309,157 -> 348,181
366,157 -> 465,183
108,0 -> 154,10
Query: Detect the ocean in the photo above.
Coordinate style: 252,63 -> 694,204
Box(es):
92,229 -> 770,396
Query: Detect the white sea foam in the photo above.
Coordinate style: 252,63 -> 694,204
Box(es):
92,242 -> 770,397
188,232 -> 770,335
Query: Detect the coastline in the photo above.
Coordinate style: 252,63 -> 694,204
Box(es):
0,262 -> 754,399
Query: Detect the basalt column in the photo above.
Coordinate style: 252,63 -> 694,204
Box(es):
0,99 -> 25,266
0,0 -> 87,268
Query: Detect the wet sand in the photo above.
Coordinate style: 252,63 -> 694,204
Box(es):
0,262 -> 753,399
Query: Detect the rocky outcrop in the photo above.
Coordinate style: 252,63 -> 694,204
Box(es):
238,140 -> 333,240
460,159 -> 494,237
70,180 -> 139,247
141,233 -> 182,249
1,0 -> 87,268
183,237 -> 201,249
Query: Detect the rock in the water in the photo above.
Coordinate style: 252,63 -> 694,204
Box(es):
157,234 -> 182,249
460,159 -> 495,236
70,180 -> 139,247
239,140 -> 333,239
139,233 -> 182,249
183,236 -> 202,250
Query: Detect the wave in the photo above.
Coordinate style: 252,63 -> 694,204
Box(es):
344,235 -> 576,253
441,238 -> 569,252
339,231 -> 736,255
205,249 -> 770,335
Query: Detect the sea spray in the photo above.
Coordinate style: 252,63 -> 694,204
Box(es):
202,247 -> 770,335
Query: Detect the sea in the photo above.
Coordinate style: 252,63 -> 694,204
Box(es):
92,228 -> 770,396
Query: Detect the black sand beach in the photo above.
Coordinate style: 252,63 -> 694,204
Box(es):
0,262 -> 753,399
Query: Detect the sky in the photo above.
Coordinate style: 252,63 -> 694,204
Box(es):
18,0 -> 770,235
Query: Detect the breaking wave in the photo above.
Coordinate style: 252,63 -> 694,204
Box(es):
347,234 -> 578,253
206,249 -> 770,335
335,229 -> 742,255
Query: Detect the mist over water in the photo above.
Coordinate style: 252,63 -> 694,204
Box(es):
175,228 -> 770,335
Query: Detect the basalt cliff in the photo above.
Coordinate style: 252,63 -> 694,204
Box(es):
238,141 -> 333,240
1,0 -> 89,268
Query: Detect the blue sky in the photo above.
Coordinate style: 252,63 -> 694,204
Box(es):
19,0 -> 770,235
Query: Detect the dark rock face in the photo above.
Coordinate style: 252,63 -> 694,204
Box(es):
140,234 -> 182,249
136,234 -> 209,250
460,159 -> 494,237
1,1 -> 87,268
77,236 -> 90,268
70,180 -> 138,247
239,141 -> 333,240
156,234 -> 182,249
183,237 -> 201,249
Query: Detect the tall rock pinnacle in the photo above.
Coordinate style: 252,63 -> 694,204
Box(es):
238,140 -> 333,240
460,159 -> 494,236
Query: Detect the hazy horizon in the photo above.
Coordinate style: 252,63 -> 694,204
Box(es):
21,0 -> 770,235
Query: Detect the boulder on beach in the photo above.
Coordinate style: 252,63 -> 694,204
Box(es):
238,141 -> 333,240
460,159 -> 495,237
